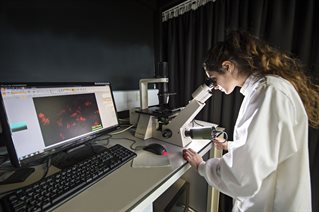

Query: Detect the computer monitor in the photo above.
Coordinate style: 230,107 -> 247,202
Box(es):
0,82 -> 119,167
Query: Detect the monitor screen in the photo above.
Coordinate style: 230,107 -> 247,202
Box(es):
0,82 -> 119,167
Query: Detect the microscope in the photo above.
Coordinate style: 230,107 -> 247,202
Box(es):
134,63 -> 215,147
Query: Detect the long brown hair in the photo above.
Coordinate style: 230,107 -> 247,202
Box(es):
204,30 -> 319,128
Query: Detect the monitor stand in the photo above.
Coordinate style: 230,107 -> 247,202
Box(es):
51,144 -> 107,170
0,146 -> 7,155
0,146 -> 7,164
0,167 -> 35,184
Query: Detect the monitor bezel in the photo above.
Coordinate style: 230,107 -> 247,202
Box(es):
0,82 -> 119,167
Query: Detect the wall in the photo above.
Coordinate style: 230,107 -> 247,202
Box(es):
0,0 -> 158,146
0,0 -> 156,90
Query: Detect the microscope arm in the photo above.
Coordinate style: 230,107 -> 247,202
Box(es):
139,78 -> 169,110
153,81 -> 214,147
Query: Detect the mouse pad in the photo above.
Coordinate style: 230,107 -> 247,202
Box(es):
132,150 -> 171,168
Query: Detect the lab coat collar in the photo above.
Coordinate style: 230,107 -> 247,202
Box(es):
240,73 -> 263,96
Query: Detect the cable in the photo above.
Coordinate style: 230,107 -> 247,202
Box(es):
214,131 -> 228,143
222,131 -> 228,141
110,137 -> 138,150
92,134 -> 111,146
109,125 -> 135,135
87,142 -> 98,154
39,156 -> 51,181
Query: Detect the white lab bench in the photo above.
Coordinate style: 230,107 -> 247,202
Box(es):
0,123 -> 223,212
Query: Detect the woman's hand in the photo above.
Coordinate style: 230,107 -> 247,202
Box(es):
213,136 -> 228,150
183,148 -> 203,170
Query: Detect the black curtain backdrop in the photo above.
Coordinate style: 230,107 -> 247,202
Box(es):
161,0 -> 319,211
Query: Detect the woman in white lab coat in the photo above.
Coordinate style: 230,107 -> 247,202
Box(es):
183,30 -> 319,212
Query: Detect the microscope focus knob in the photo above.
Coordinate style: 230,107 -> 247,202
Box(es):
162,129 -> 172,138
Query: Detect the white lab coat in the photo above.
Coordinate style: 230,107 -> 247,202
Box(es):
198,74 -> 312,212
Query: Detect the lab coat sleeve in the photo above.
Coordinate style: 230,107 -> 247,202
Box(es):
198,86 -> 299,199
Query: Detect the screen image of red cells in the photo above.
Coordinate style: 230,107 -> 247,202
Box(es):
33,93 -> 103,147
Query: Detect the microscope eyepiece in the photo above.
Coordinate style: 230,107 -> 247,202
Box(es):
205,78 -> 216,88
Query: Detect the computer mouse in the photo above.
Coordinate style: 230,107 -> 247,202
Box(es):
143,143 -> 167,156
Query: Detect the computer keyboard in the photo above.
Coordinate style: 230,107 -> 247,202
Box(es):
1,144 -> 137,212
